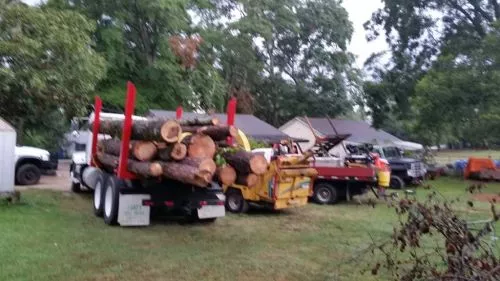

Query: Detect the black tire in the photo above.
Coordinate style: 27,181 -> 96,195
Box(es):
225,188 -> 249,213
390,175 -> 405,190
103,175 -> 122,225
71,182 -> 82,193
313,183 -> 338,204
16,164 -> 41,185
92,172 -> 108,217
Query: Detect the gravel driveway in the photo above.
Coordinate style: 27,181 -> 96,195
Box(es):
15,160 -> 72,192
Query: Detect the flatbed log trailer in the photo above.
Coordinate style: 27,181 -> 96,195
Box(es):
70,82 -> 226,226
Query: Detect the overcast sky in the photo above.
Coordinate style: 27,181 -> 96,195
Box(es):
21,0 -> 387,68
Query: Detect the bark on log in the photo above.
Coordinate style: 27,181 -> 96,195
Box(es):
98,139 -> 158,161
216,165 -> 237,186
96,152 -> 163,177
179,157 -> 216,175
187,134 -> 216,159
235,173 -> 259,187
222,151 -> 268,175
158,143 -> 187,161
98,119 -> 181,143
197,125 -> 238,141
160,162 -> 210,187
178,117 -> 219,126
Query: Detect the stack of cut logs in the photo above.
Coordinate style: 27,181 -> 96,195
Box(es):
95,117 -> 269,188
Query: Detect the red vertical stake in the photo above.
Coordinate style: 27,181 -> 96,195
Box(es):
176,106 -> 183,120
117,82 -> 136,179
90,96 -> 102,167
226,97 -> 237,145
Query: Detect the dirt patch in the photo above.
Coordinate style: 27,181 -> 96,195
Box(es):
472,193 -> 500,203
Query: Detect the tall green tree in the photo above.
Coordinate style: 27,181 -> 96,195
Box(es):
0,3 -> 106,148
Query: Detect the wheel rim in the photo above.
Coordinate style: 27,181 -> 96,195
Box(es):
317,187 -> 331,202
94,182 -> 102,210
227,195 -> 241,211
104,184 -> 113,217
24,168 -> 37,182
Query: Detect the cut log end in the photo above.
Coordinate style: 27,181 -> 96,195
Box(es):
133,141 -> 158,161
198,158 -> 217,175
149,163 -> 164,177
217,165 -> 237,186
170,143 -> 187,161
161,120 -> 181,143
249,154 -> 268,175
187,134 -> 216,159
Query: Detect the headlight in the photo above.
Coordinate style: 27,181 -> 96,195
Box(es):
40,153 -> 50,161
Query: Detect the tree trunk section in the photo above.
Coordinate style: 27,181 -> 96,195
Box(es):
223,151 -> 268,175
180,157 -> 216,175
187,134 -> 216,159
98,119 -> 181,143
197,125 -> 238,141
235,173 -> 259,187
96,152 -> 163,177
160,162 -> 210,187
178,117 -> 219,126
98,139 -> 158,161
216,165 -> 237,186
158,143 -> 187,161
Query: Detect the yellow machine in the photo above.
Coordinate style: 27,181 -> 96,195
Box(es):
222,134 -> 317,213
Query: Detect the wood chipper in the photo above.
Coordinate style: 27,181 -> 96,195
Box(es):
219,137 -> 317,213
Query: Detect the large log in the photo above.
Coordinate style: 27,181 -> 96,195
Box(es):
186,134 -> 217,159
160,162 -> 210,187
98,119 -> 181,143
181,125 -> 237,141
216,165 -> 237,186
158,142 -> 187,161
96,152 -> 163,177
180,157 -> 216,175
178,117 -> 219,126
235,173 -> 259,187
98,139 -> 158,161
222,151 -> 268,175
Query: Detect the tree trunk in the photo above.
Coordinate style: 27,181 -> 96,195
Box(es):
216,165 -> 237,186
98,119 -> 181,143
160,162 -> 210,187
98,139 -> 158,161
178,117 -> 219,126
197,125 -> 238,141
179,157 -> 216,175
158,142 -> 187,161
223,151 -> 268,175
235,173 -> 259,187
96,152 -> 163,177
186,134 -> 216,159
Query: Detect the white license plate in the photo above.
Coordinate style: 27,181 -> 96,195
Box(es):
198,205 -> 225,219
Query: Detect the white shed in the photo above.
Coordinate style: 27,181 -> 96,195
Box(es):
0,118 -> 16,193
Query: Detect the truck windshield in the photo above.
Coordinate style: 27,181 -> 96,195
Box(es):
382,147 -> 401,158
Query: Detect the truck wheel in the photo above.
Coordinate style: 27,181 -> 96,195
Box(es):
16,164 -> 41,185
313,183 -> 337,204
390,175 -> 405,190
103,176 -> 121,225
92,172 -> 108,217
225,189 -> 249,213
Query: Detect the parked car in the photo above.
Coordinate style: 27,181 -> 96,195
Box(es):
15,146 -> 58,185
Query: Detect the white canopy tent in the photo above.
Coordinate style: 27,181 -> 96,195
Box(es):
392,140 -> 424,151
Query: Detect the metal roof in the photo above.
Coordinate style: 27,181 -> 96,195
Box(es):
0,117 -> 15,132
147,110 -> 292,142
298,117 -> 402,145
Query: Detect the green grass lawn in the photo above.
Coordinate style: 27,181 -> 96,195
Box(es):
1,178 -> 499,281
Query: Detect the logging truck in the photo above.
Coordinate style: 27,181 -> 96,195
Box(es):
69,82 -> 226,226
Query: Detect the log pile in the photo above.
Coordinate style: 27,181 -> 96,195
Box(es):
95,116 -> 269,188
